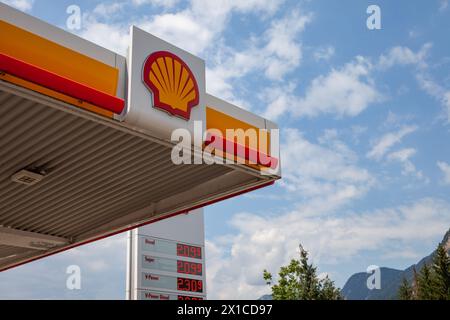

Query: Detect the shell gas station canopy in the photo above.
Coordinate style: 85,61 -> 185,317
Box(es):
0,3 -> 281,272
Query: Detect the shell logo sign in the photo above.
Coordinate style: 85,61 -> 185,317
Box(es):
143,51 -> 200,120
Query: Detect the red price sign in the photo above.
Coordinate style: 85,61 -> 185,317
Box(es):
178,295 -> 204,300
177,243 -> 202,259
177,277 -> 203,293
177,260 -> 202,275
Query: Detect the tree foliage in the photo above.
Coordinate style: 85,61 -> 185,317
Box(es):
263,245 -> 342,300
398,277 -> 413,300
432,244 -> 450,299
417,264 -> 434,300
398,243 -> 450,300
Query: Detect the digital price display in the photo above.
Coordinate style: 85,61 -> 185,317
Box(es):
142,273 -> 203,293
131,210 -> 206,300
177,260 -> 202,275
177,277 -> 203,293
177,243 -> 202,259
142,255 -> 203,276
138,236 -> 205,297
178,295 -> 204,300
141,237 -> 202,260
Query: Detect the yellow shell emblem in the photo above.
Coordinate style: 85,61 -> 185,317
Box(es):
143,51 -> 199,120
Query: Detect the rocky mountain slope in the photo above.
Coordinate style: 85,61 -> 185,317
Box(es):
342,228 -> 450,300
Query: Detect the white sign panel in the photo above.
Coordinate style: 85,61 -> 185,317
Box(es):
124,26 -> 206,142
127,209 -> 206,300
139,290 -> 203,301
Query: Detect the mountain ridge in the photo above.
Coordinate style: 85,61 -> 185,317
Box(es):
258,228 -> 449,300
342,227 -> 450,300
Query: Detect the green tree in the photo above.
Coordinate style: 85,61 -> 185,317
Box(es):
417,264 -> 434,300
319,275 -> 342,300
431,244 -> 450,299
263,245 -> 342,300
399,242 -> 450,300
398,277 -> 413,300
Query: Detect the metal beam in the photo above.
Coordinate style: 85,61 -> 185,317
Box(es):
0,226 -> 68,250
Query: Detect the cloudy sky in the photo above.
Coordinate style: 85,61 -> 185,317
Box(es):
1,0 -> 450,300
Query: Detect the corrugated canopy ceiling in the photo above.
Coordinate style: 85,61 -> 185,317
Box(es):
0,81 -> 276,271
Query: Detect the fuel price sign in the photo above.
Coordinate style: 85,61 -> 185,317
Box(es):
141,273 -> 203,293
127,210 -> 206,300
141,237 -> 202,260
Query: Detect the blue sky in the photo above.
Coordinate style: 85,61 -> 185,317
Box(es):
1,0 -> 450,299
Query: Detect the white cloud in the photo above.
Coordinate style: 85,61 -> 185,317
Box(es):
258,82 -> 296,119
440,0 -> 449,11
416,72 -> 450,123
280,128 -> 374,215
383,111 -> 415,127
1,0 -> 34,11
295,57 -> 380,117
387,148 -> 425,180
408,29 -> 421,39
140,12 -> 214,55
76,0 -> 289,72
206,9 -> 311,101
263,56 -> 382,120
0,234 -> 127,299
367,125 -> 417,160
350,125 -> 368,144
367,124 -> 426,182
379,43 -> 450,123
64,234 -> 127,273
132,0 -> 180,8
262,10 -> 311,80
92,2 -> 127,17
206,198 -> 450,299
437,161 -> 450,185
78,18 -> 130,55
140,0 -> 286,55
378,43 -> 431,69
313,46 -> 335,61
387,148 -> 416,163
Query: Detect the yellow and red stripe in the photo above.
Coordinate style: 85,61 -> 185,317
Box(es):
205,107 -> 278,169
0,20 -> 124,117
